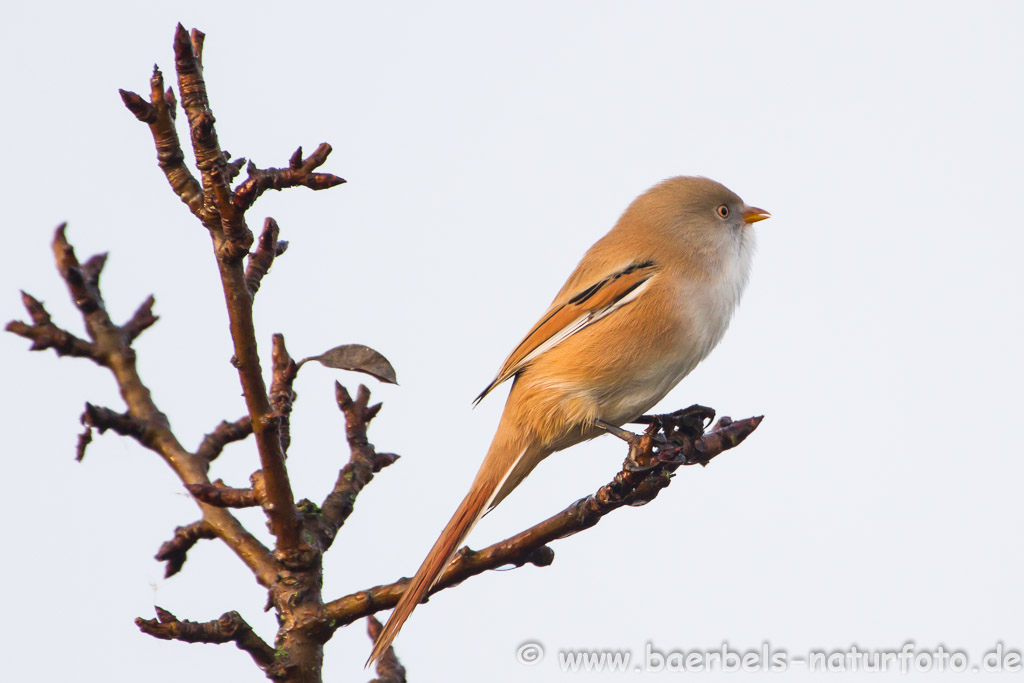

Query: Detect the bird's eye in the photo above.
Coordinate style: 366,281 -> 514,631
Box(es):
716,205 -> 730,219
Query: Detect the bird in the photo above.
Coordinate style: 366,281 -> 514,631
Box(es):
368,176 -> 768,664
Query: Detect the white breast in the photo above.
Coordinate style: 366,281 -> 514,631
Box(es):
670,230 -> 755,386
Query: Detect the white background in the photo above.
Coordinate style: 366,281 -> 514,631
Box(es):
2,2 -> 1021,681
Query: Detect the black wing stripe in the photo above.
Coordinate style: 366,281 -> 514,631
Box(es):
473,259 -> 658,405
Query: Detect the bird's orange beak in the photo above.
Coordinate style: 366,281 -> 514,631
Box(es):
742,207 -> 771,224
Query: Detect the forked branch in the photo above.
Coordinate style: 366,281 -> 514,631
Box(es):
136,607 -> 276,671
322,412 -> 762,628
7,22 -> 764,683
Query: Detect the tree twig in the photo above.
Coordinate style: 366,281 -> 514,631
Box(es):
161,22 -> 302,552
196,416 -> 253,461
122,295 -> 159,343
7,23 -> 766,683
81,402 -> 150,444
119,66 -> 204,218
245,217 -> 288,296
155,520 -> 218,578
6,225 -> 277,586
323,414 -> 763,628
366,616 -> 406,683
233,144 -> 346,212
75,424 -> 93,462
6,290 -> 100,360
269,334 -> 299,456
320,383 -> 399,549
186,480 -> 261,508
136,607 -> 276,671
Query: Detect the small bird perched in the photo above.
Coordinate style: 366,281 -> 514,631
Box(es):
368,176 -> 768,664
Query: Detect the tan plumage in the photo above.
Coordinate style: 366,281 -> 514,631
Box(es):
367,176 -> 768,665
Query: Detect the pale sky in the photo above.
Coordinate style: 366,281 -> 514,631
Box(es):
2,2 -> 1022,681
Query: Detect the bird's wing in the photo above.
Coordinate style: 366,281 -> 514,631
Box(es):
474,259 -> 658,404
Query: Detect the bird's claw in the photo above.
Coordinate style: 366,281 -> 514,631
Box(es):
623,456 -> 660,472
595,419 -> 643,446
596,420 -> 657,470
633,404 -> 715,443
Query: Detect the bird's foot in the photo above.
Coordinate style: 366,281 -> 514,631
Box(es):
633,404 -> 715,444
596,419 -> 669,471
594,419 -> 640,445
623,454 -> 661,472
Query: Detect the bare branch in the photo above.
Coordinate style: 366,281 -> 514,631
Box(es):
186,480 -> 261,508
162,22 -> 301,551
320,383 -> 398,548
119,65 -> 204,217
323,413 -> 763,627
6,290 -> 99,361
366,616 -> 406,683
53,225 -> 105,319
155,520 -> 217,578
81,402 -> 149,444
81,252 -> 108,290
270,334 -> 298,455
170,22 -> 255,260
8,24 -> 770,683
7,224 -> 276,585
20,290 -> 52,327
223,151 -> 247,182
245,218 -> 288,297
196,415 -> 253,461
189,28 -> 205,65
122,295 -> 158,343
75,425 -> 93,462
233,143 -> 346,212
136,607 -> 276,671
15,26 -> 363,680
119,88 -> 156,122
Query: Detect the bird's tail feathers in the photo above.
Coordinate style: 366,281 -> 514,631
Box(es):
366,441 -> 525,666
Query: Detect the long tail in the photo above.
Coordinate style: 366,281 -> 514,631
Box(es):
366,434 -> 527,666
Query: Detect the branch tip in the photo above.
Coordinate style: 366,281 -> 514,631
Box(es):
19,290 -> 50,324
225,156 -> 246,181
320,382 -> 398,548
123,295 -> 158,342
75,425 -> 93,462
190,28 -> 205,64
244,218 -> 283,296
269,332 -> 298,454
173,23 -> 193,62
82,252 -> 108,286
119,88 -> 157,123
233,143 -> 345,211
155,520 -> 217,578
334,380 -> 351,408
6,287 -> 98,360
136,607 -> 276,669
81,402 -> 148,443
355,384 -> 371,411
